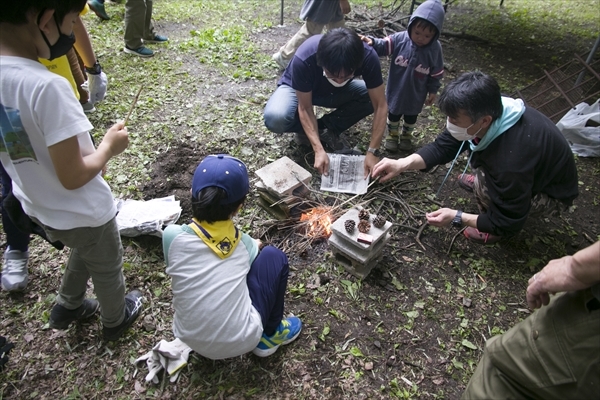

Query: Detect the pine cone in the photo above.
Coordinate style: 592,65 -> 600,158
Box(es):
344,219 -> 356,233
358,209 -> 370,221
358,220 -> 371,233
373,214 -> 386,229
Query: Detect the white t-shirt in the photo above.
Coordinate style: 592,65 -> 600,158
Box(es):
0,56 -> 116,229
163,224 -> 263,360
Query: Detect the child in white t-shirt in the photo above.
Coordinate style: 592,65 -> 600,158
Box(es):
0,0 -> 141,341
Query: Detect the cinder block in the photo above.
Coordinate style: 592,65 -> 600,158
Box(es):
331,207 -> 392,251
330,246 -> 384,279
255,157 -> 312,198
329,232 -> 391,265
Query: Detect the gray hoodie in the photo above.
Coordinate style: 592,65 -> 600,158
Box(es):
370,0 -> 445,116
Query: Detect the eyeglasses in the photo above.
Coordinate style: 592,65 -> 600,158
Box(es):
323,69 -> 355,82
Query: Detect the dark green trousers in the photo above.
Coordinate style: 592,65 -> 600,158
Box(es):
463,289 -> 600,399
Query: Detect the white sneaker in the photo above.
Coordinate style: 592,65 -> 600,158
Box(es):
1,249 -> 29,292
81,101 -> 96,113
272,52 -> 289,70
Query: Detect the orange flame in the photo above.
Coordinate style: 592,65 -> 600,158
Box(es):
300,206 -> 333,238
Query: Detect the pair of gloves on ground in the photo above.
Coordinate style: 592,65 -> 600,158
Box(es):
135,338 -> 193,383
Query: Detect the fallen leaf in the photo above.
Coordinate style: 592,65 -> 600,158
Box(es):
433,377 -> 445,385
364,362 -> 373,371
24,333 -> 34,343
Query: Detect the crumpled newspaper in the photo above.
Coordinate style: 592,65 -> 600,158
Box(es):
115,195 -> 182,237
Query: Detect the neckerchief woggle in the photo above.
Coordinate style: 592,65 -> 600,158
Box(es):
188,218 -> 240,259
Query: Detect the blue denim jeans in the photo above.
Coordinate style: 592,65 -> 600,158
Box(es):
0,164 -> 30,252
263,81 -> 374,134
246,246 -> 289,336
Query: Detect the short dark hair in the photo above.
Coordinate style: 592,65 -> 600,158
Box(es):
438,71 -> 504,122
1,0 -> 86,25
316,27 -> 364,77
192,186 -> 246,223
411,17 -> 437,35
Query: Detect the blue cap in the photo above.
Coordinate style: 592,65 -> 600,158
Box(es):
192,155 -> 249,204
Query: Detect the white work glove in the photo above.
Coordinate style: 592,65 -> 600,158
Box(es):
87,71 -> 108,104
155,338 -> 193,382
135,347 -> 166,384
134,338 -> 193,384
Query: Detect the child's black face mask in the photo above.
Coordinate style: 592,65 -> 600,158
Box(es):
38,10 -> 76,60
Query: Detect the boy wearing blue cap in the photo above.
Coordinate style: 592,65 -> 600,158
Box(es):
163,154 -> 302,359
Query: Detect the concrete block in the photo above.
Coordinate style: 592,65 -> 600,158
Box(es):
329,245 -> 385,279
331,207 -> 392,251
329,232 -> 391,265
255,157 -> 312,198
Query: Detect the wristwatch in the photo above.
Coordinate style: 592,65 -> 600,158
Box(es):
367,147 -> 382,157
452,210 -> 463,228
84,61 -> 102,75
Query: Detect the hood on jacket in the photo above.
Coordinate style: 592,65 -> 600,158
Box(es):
408,0 -> 445,44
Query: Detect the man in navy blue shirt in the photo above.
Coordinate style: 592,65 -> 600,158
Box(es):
264,27 -> 387,177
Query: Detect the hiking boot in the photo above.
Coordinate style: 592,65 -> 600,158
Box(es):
272,51 -> 288,70
81,101 -> 96,113
457,173 -> 475,193
385,135 -> 398,152
319,129 -> 360,155
124,46 -> 154,58
463,227 -> 502,245
49,299 -> 100,329
397,134 -> 413,151
1,249 -> 29,292
144,35 -> 169,44
103,290 -> 143,341
88,0 -> 110,20
252,316 -> 302,357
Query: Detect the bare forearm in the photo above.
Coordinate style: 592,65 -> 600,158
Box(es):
369,102 -> 386,149
73,16 -> 96,68
297,105 -> 323,152
571,241 -> 600,287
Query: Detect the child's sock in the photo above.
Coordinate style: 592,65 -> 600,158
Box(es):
398,121 -> 416,151
387,119 -> 400,137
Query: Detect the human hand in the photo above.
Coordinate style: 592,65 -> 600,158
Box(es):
526,255 -> 589,310
371,157 -> 404,183
102,121 -> 129,157
426,208 -> 456,227
340,0 -> 351,14
88,71 -> 108,104
314,150 -> 330,176
363,151 -> 379,178
425,93 -> 437,106
359,34 -> 373,46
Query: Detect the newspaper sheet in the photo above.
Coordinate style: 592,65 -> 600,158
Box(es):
320,153 -> 369,195
115,195 -> 182,237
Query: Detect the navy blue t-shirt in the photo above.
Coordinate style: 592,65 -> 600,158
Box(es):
278,35 -> 384,97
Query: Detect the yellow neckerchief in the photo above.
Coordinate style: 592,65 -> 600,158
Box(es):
188,218 -> 240,259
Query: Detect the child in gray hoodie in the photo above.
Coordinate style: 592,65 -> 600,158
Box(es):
363,0 -> 445,151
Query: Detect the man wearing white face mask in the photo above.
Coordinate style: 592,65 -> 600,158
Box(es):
372,71 -> 578,245
264,27 -> 388,177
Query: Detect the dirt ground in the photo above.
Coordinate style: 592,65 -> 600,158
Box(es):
1,1 -> 599,399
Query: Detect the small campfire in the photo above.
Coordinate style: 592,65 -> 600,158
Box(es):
299,206 -> 333,239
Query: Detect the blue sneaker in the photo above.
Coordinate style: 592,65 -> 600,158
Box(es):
88,0 -> 110,20
124,46 -> 154,58
144,35 -> 169,44
252,316 -> 302,357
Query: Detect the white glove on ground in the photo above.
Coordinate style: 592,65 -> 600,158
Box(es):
135,338 -> 193,383
87,71 -> 108,104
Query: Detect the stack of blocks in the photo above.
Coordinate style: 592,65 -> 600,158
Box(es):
254,156 -> 312,219
328,207 -> 392,279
